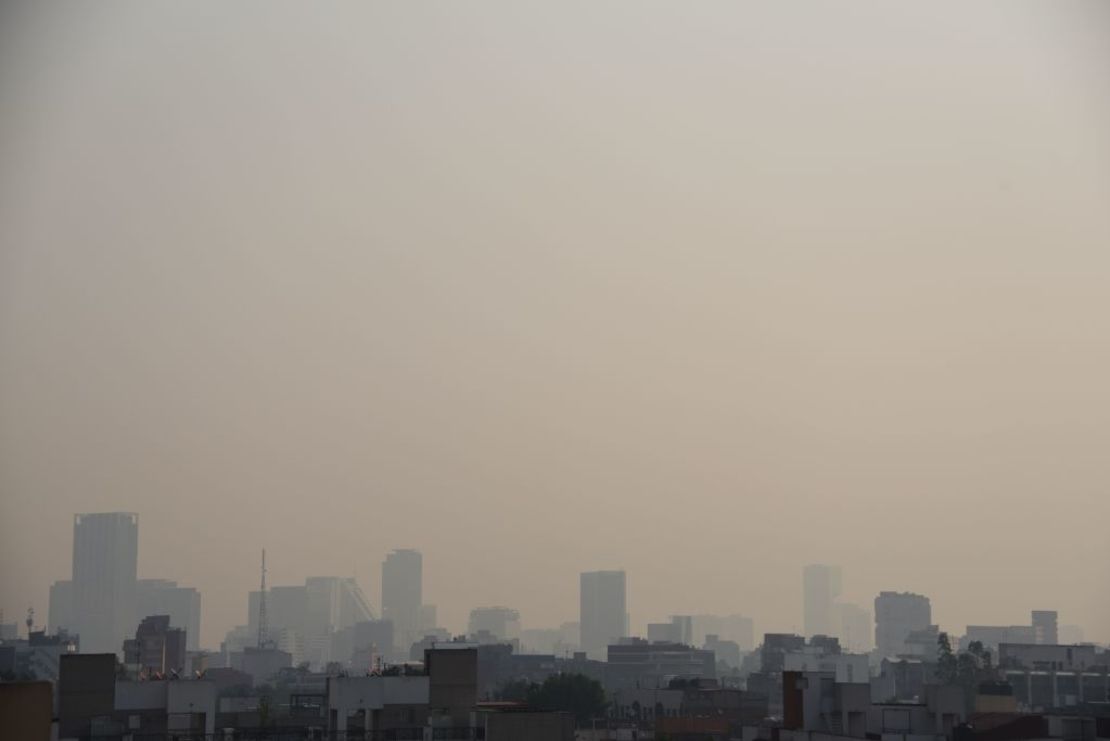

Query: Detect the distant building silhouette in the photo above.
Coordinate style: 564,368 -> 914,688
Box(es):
803,564 -> 842,638
123,614 -> 186,677
71,512 -> 139,654
1032,610 -> 1058,645
47,579 -> 74,635
468,607 -> 521,642
836,602 -> 872,653
135,579 -> 201,652
580,570 -> 627,660
382,549 -> 423,654
690,614 -> 755,652
874,591 -> 931,659
247,576 -> 372,667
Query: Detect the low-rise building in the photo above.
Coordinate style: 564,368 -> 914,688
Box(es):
123,614 -> 187,677
606,639 -> 716,691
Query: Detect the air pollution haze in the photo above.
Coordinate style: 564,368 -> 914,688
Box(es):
1,1 -> 1109,651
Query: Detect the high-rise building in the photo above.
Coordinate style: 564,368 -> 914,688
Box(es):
135,580 -> 201,651
1031,610 -> 1058,645
874,591 -> 931,659
803,564 -> 842,638
580,570 -> 627,660
381,549 -> 423,652
71,512 -> 139,653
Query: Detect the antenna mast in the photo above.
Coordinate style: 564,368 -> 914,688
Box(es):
257,549 -> 269,649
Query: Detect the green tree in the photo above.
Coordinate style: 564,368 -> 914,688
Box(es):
937,636 -> 999,708
525,673 -> 608,727
494,678 -> 535,702
937,632 -> 957,683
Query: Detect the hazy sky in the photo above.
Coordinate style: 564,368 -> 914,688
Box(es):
2,2 -> 1109,649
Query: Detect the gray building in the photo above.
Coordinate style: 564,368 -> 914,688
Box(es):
382,550 -> 423,654
580,570 -> 627,660
836,602 -> 872,653
803,564 -> 842,639
247,577 -> 372,667
468,607 -> 521,642
874,591 -> 931,659
71,512 -> 139,654
48,579 -> 75,635
606,638 -> 716,691
1032,610 -> 1059,645
135,580 -> 201,652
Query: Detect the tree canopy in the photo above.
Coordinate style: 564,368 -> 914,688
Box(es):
495,673 -> 608,726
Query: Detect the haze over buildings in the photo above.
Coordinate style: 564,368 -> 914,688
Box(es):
580,571 -> 628,660
68,513 -> 138,655
1,1 -> 1110,651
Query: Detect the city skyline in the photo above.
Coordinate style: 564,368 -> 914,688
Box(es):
2,1 -> 1110,652
13,510 -> 1100,652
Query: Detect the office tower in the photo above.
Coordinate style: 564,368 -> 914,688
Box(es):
803,564 -> 842,638
580,570 -> 627,660
1032,610 -> 1058,645
135,580 -> 201,652
382,549 -> 423,651
874,591 -> 931,658
72,512 -> 139,653
48,580 -> 75,634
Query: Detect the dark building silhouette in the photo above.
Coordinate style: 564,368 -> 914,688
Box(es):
123,615 -> 186,677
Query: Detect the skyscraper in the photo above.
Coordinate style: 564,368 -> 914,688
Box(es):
71,512 -> 139,653
381,549 -> 422,652
580,570 -> 627,660
874,591 -> 931,659
803,564 -> 842,638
